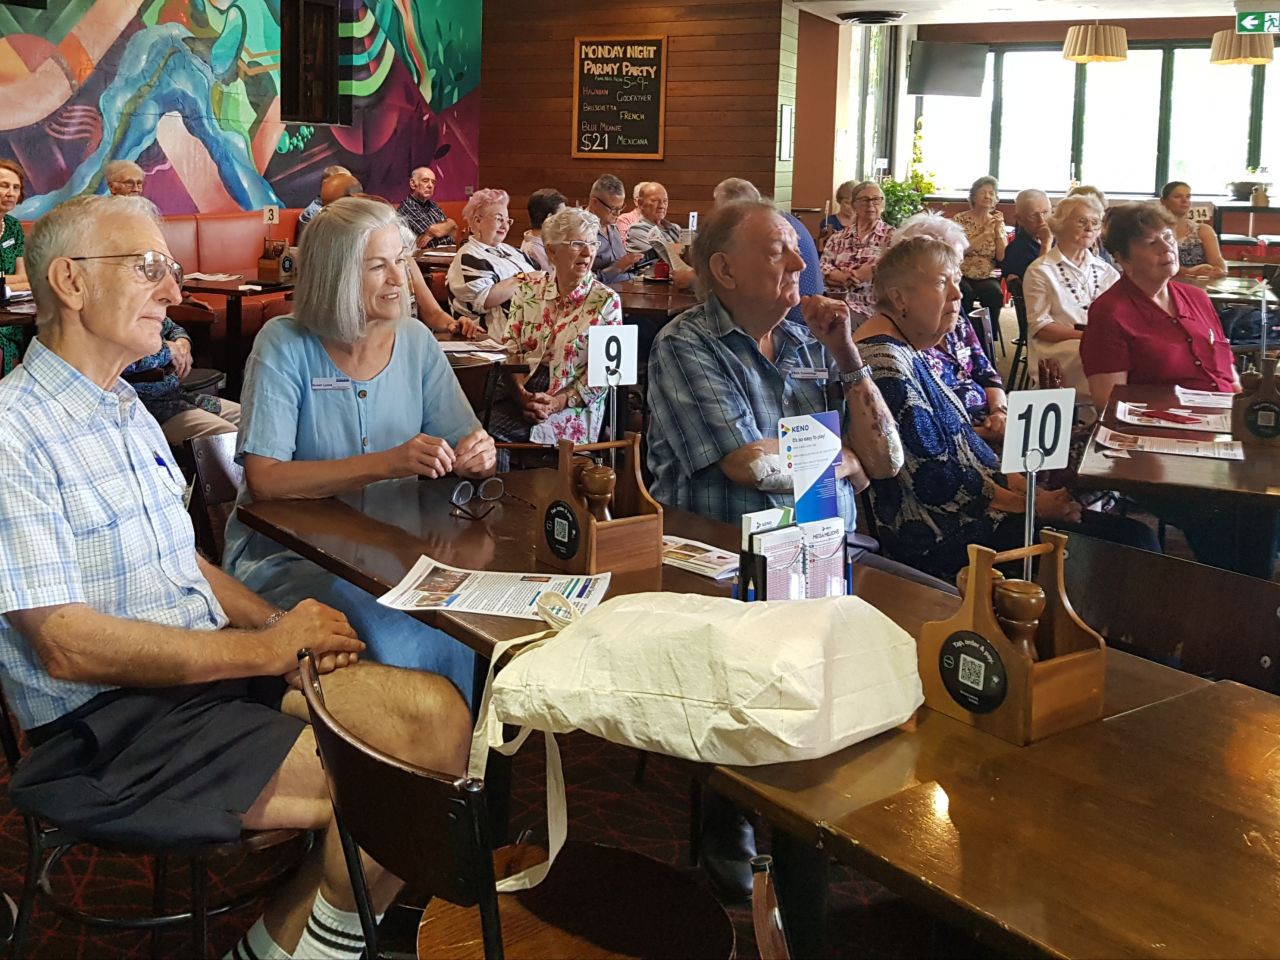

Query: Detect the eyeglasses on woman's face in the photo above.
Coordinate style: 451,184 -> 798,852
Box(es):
1073,217 -> 1102,230
69,249 -> 184,287
855,195 -> 885,207
483,212 -> 514,227
551,239 -> 600,253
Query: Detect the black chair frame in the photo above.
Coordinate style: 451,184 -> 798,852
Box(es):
0,694 -> 309,958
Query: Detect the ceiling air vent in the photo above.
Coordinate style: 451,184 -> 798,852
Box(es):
837,10 -> 906,24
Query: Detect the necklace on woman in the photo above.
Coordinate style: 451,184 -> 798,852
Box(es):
1055,258 -> 1101,308
883,311 -> 918,353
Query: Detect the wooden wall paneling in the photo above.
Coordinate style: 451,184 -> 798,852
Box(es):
917,17 -> 1234,45
793,11 -> 840,236
481,0 -> 790,235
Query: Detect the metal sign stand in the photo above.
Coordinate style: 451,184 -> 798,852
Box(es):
607,369 -> 622,470
1022,447 -> 1045,580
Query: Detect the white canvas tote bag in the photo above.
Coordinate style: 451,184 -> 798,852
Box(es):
466,591 -> 922,889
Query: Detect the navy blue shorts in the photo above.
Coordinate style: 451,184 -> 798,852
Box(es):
10,678 -> 305,847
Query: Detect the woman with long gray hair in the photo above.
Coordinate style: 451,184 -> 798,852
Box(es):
223,196 -> 497,701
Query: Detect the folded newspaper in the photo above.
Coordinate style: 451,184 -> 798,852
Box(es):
378,554 -> 611,620
661,536 -> 738,580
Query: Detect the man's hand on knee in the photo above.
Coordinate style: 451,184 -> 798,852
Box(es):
265,599 -> 365,678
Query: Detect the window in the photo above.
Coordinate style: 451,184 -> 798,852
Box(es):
997,51 -> 1076,191
1079,50 -> 1164,193
909,41 -> 1277,196
917,53 -> 994,191
1167,48 -> 1255,191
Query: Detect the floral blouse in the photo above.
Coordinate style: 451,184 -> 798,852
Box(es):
503,273 -> 622,444
952,210 -> 1004,281
859,335 -> 1006,581
922,314 -> 1004,421
818,219 -> 894,318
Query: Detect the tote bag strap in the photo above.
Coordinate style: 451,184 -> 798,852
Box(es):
465,592 -> 579,892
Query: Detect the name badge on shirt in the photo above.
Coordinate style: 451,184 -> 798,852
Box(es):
790,367 -> 828,381
311,376 -> 352,391
1,238 -> 13,249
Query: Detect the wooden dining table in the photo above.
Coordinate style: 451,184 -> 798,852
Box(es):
1075,384 -> 1280,578
607,278 -> 699,323
232,468 -> 1280,957
182,272 -> 293,398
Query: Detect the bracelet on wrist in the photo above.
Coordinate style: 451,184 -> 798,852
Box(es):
262,610 -> 286,630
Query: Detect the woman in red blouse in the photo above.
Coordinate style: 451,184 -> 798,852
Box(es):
1082,203 -> 1239,412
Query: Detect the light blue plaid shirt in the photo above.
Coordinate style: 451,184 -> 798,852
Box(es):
646,293 -> 858,530
0,340 -> 226,729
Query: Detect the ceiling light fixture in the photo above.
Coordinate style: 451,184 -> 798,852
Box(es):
1062,24 -> 1128,63
1209,29 -> 1274,65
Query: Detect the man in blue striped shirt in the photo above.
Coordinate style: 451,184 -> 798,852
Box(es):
0,195 -> 470,960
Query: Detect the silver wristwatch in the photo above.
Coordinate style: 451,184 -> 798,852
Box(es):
834,363 -> 873,387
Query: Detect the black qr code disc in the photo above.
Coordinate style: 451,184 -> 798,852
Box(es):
544,500 -> 580,560
939,631 -> 1008,714
1246,401 -> 1280,440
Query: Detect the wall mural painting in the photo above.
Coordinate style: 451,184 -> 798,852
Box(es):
0,0 -> 481,218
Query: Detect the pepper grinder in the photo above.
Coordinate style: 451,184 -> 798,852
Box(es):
992,579 -> 1047,662
579,464 -> 615,522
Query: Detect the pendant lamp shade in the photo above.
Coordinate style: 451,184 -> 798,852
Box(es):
1209,30 -> 1274,65
1062,24 -> 1128,63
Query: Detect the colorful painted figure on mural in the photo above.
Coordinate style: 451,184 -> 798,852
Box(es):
16,0 -> 281,219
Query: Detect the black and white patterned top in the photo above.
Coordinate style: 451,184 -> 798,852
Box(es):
445,237 -> 538,340
397,195 -> 453,248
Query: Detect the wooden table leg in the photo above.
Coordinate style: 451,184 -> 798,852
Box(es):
224,297 -> 244,401
1233,505 -> 1279,580
771,829 -> 829,959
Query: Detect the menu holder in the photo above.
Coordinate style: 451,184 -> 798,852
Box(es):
917,531 -> 1105,746
1232,355 -> 1280,446
535,432 -> 663,575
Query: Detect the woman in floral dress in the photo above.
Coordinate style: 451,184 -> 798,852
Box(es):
493,207 -> 622,444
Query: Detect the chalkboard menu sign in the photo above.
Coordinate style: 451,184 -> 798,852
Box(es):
572,35 -> 667,160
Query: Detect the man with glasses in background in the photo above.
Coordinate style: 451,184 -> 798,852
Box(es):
104,160 -> 146,198
588,175 -> 645,283
1000,188 -> 1053,281
399,166 -> 457,249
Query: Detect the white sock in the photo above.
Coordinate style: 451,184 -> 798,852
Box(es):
291,889 -> 379,960
225,915 -> 291,960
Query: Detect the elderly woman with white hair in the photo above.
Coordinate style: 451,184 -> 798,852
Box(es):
490,207 -> 622,443
852,237 -> 1157,581
446,187 -> 537,340
893,213 -> 1007,442
1022,193 -> 1119,404
224,196 -> 497,701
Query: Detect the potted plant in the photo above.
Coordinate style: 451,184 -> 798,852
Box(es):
881,119 -> 937,226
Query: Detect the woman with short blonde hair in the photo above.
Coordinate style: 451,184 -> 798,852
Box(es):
951,175 -> 1007,357
225,196 -> 497,700
1022,193 -> 1119,404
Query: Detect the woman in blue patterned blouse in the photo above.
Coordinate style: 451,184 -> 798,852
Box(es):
852,237 -> 1157,582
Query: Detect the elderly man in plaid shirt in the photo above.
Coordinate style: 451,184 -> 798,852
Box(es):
0,194 -> 471,960
645,199 -> 905,905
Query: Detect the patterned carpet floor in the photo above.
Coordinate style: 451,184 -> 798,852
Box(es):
0,728 -> 986,958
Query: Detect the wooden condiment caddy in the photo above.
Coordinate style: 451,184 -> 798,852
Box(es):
535,432 -> 663,575
917,531 -> 1105,746
1232,355 -> 1280,446
257,239 -> 294,283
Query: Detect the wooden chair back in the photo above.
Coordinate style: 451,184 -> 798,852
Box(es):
186,433 -> 243,564
1063,533 -> 1280,692
297,652 -> 503,958
451,357 -> 500,428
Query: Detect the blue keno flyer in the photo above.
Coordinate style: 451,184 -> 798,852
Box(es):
779,410 -> 842,523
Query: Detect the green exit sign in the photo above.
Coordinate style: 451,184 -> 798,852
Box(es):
1237,11 -> 1280,32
